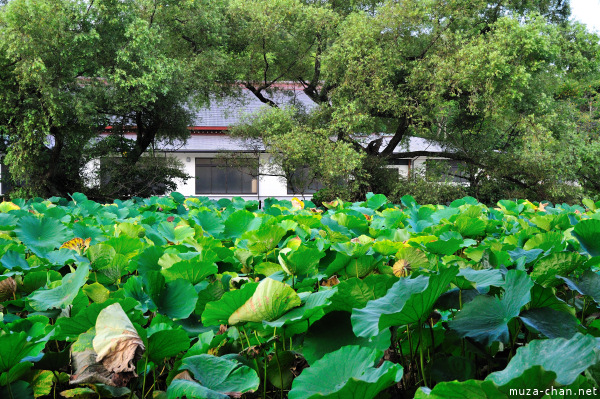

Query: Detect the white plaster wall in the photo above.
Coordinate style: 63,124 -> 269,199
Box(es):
386,164 -> 410,178
171,152 -> 297,201
171,153 -> 196,196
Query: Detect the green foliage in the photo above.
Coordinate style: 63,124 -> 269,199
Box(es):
1,194 -> 600,397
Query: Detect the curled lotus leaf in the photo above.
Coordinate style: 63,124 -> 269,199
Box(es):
228,278 -> 301,325
93,303 -> 145,375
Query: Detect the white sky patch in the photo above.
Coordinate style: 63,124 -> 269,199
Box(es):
570,0 -> 600,33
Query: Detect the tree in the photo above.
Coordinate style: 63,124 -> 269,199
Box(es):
226,0 -> 600,203
0,0 -> 225,199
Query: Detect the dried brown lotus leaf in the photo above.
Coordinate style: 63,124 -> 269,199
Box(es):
0,277 -> 16,301
173,370 -> 195,382
93,303 -> 145,375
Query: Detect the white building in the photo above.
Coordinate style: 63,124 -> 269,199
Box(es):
149,86 -> 450,200
0,85 -> 452,199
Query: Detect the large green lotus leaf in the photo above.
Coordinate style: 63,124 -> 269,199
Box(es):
406,206 -> 435,233
161,259 -> 217,285
559,270 -> 600,304
330,239 -> 372,257
87,243 -> 117,267
255,261 -> 284,277
0,381 -> 34,399
573,219 -> 600,257
6,315 -> 52,341
15,214 -> 70,257
395,246 -> 430,270
157,222 -> 195,244
288,345 -> 403,399
123,276 -> 154,313
228,278 -> 301,325
523,231 -> 565,252
497,199 -> 524,215
136,243 -> 166,275
340,255 -> 381,279
223,210 -> 261,239
168,354 -> 260,399
28,264 -> 89,311
147,326 -> 190,363
195,280 -> 226,316
494,366 -> 557,396
365,193 -> 387,210
329,213 -> 369,236
425,237 -> 463,256
414,380 -> 505,399
146,272 -> 198,320
328,274 -> 397,313
372,240 -> 404,256
519,307 -> 578,339
302,311 -> 391,366
202,283 -> 258,326
1,250 -> 30,271
454,216 -> 487,238
0,361 -> 33,387
243,224 -> 286,254
486,333 -> 598,386
192,210 -> 225,237
455,268 -> 504,291
278,246 -> 325,276
263,289 -> 337,328
115,222 -> 145,239
531,252 -> 584,287
91,254 -> 129,285
101,236 -> 143,259
449,270 -> 533,345
323,251 -> 351,276
0,331 -> 46,373
0,213 -> 17,230
93,303 -> 145,374
352,267 -> 458,338
529,283 -> 573,314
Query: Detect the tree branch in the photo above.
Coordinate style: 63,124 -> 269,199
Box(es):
381,117 -> 409,155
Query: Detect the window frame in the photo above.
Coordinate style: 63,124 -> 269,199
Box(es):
195,157 -> 258,195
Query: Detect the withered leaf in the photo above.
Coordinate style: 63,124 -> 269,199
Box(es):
0,277 -> 16,301
93,303 -> 145,375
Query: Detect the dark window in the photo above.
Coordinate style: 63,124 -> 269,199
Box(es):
1,158 -> 12,195
426,159 -> 468,183
287,167 -> 323,195
388,159 -> 410,166
195,158 -> 257,194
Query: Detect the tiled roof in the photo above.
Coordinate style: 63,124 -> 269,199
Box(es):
155,133 -> 443,154
190,87 -> 316,127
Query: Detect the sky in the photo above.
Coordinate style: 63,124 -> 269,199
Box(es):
570,0 -> 600,33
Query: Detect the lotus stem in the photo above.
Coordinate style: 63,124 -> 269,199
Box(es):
418,323 -> 427,387
141,354 -> 149,398
263,351 -> 268,399
274,341 -> 284,399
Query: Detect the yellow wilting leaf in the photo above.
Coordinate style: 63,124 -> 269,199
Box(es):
323,200 -> 339,209
60,237 -> 91,254
0,201 -> 20,212
291,197 -> 304,209
392,259 -> 411,278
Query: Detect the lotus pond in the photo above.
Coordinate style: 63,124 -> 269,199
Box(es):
1,192 -> 600,398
